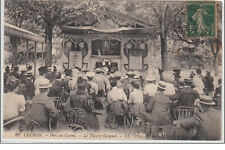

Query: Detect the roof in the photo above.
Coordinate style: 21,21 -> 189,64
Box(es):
4,22 -> 44,43
59,8 -> 156,35
60,25 -> 156,35
103,7 -> 155,27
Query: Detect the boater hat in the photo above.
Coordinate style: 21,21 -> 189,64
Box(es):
199,95 -> 215,106
158,81 -> 167,90
38,78 -> 52,89
184,77 -> 193,83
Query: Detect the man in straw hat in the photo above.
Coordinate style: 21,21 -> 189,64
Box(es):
24,78 -> 59,130
143,74 -> 158,97
34,66 -> 49,95
173,95 -> 221,140
94,68 -> 110,97
142,81 -> 171,125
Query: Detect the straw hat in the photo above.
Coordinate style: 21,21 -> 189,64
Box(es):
184,77 -> 193,83
158,81 -> 167,90
38,78 -> 52,89
199,95 -> 215,106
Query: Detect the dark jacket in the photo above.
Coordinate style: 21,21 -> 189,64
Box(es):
203,75 -> 214,91
24,93 -> 58,129
70,90 -> 99,130
178,108 -> 221,140
48,80 -> 64,97
144,93 -> 171,125
172,87 -> 199,107
23,78 -> 35,100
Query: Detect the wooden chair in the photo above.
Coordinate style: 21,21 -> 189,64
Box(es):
173,106 -> 195,120
173,106 -> 197,140
19,119 -> 40,132
65,107 -> 86,131
109,100 -> 129,129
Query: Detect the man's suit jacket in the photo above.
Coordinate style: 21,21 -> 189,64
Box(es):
177,108 -> 221,140
172,87 -> 199,107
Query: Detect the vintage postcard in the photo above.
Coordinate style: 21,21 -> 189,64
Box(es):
1,0 -> 224,143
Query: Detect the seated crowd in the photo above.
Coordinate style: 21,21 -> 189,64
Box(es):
3,65 -> 222,140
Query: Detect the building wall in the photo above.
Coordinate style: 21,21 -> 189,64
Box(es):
63,34 -> 161,76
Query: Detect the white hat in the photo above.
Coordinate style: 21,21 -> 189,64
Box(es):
133,75 -> 140,79
102,67 -> 109,72
158,81 -> 167,90
38,78 -> 52,89
86,72 -> 95,77
121,75 -> 128,80
199,95 -> 215,105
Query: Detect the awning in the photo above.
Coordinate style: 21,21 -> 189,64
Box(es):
60,25 -> 157,35
4,22 -> 44,43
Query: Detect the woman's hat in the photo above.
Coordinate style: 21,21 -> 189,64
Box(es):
158,81 -> 167,90
38,78 -> 52,89
199,95 -> 215,106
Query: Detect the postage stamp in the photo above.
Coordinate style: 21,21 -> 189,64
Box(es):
187,1 -> 216,37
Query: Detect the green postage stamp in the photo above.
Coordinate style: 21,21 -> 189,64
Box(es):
187,1 -> 216,37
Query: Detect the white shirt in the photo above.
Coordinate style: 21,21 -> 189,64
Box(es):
108,87 -> 127,103
4,92 -> 26,120
144,83 -> 158,96
193,75 -> 204,95
129,89 -> 143,104
34,76 -> 49,95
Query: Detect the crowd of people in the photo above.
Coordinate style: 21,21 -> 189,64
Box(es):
3,64 -> 222,140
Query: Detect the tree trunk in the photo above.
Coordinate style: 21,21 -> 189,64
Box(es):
213,55 -> 218,76
160,35 -> 168,71
10,36 -> 18,67
45,24 -> 54,66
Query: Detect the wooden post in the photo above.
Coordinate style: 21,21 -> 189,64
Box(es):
34,41 -> 37,78
26,39 -> 29,68
41,43 -> 44,66
10,36 -> 18,67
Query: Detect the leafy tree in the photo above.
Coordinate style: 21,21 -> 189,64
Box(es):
5,0 -> 85,66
